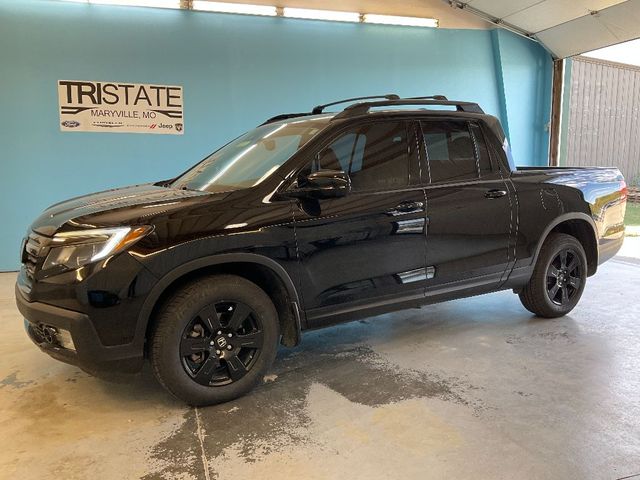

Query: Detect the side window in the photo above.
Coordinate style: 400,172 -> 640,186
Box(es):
313,122 -> 409,191
469,123 -> 493,177
421,120 -> 478,183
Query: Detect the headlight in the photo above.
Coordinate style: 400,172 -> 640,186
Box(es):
43,226 -> 153,271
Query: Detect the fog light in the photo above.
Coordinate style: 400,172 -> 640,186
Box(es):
55,329 -> 76,351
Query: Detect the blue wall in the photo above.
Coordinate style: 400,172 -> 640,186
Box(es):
491,29 -> 553,167
0,0 -> 552,270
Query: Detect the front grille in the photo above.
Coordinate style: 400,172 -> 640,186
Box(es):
22,231 -> 52,279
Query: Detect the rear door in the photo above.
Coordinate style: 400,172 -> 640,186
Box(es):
420,119 -> 514,291
291,119 -> 428,326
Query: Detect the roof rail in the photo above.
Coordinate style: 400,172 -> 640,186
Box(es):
259,94 -> 401,126
333,98 -> 484,119
259,95 -> 483,126
406,95 -> 449,101
311,94 -> 400,114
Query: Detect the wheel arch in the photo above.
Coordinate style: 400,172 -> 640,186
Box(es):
136,254 -> 303,353
533,213 -> 599,276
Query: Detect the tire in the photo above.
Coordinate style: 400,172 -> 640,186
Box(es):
149,274 -> 280,406
518,233 -> 587,318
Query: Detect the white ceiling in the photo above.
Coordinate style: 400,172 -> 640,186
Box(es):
459,0 -> 640,58
191,0 -> 640,58
198,0 -> 489,29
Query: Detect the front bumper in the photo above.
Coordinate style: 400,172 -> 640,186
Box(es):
16,285 -> 144,375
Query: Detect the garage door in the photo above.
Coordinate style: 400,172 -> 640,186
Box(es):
451,0 -> 640,58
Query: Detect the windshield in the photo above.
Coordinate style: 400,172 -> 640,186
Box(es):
172,117 -> 330,192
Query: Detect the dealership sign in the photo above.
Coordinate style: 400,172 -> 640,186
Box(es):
58,80 -> 183,134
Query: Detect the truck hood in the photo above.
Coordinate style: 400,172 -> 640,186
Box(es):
31,184 -> 218,236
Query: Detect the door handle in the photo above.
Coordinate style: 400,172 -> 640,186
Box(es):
484,189 -> 507,199
386,201 -> 425,216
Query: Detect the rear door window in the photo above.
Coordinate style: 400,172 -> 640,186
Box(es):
469,122 -> 494,176
421,120 -> 480,183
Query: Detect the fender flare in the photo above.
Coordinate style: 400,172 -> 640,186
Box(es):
133,253 -> 302,350
531,212 -> 598,270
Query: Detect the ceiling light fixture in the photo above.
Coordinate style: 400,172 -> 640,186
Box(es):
192,1 -> 277,16
89,0 -> 180,8
57,0 -> 440,28
363,14 -> 438,28
283,7 -> 360,23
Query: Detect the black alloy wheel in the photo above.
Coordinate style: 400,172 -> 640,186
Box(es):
150,274 -> 280,406
518,233 -> 587,318
546,249 -> 582,306
181,301 -> 264,386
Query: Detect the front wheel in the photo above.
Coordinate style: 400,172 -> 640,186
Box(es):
149,275 -> 280,406
518,233 -> 587,318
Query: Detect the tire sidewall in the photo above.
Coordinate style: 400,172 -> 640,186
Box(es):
152,276 -> 279,405
537,236 -> 587,316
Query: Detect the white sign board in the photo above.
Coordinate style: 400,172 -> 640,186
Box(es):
58,80 -> 184,134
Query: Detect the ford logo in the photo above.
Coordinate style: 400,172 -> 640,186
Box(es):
61,120 -> 80,128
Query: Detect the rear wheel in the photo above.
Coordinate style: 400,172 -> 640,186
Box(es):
150,275 -> 279,406
519,233 -> 587,318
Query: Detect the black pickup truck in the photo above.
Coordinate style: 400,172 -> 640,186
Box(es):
16,95 -> 627,405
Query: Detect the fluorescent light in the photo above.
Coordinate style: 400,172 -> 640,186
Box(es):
363,14 -> 438,28
59,0 -> 440,28
89,0 -> 180,7
193,1 -> 277,16
283,7 -> 360,23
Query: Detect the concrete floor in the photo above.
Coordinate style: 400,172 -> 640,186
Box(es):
2,239 -> 640,480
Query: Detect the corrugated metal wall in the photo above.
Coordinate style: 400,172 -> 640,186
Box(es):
564,56 -> 640,185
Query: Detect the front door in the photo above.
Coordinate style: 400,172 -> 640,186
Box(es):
291,120 -> 428,326
420,119 -> 514,291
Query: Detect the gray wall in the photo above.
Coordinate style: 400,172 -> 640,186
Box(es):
564,56 -> 640,185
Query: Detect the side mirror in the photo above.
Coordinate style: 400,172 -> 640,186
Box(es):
290,170 -> 351,199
